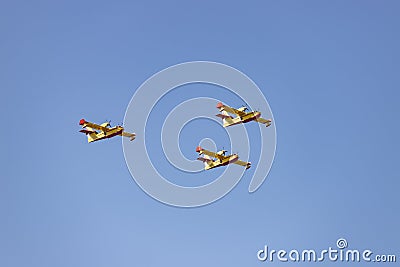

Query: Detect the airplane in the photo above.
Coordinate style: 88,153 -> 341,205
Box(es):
79,119 -> 136,143
196,146 -> 251,170
216,102 -> 272,128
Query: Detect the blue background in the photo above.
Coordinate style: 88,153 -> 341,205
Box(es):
1,1 -> 399,266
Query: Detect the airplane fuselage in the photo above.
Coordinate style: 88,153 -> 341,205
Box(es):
87,126 -> 124,143
223,111 -> 261,127
205,154 -> 239,170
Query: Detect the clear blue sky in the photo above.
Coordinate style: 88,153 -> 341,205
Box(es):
1,1 -> 399,266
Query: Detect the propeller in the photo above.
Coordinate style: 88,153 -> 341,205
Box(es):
238,104 -> 248,112
104,119 -> 111,126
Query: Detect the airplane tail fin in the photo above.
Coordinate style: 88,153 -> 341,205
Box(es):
246,162 -> 252,170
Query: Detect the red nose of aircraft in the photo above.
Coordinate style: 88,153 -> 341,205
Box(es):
216,102 -> 223,109
79,119 -> 86,125
196,146 -> 203,153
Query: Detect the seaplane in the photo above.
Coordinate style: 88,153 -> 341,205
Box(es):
216,102 -> 272,128
196,146 -> 251,170
78,119 -> 136,143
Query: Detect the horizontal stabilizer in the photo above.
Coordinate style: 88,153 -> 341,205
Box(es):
234,160 -> 252,169
256,118 -> 272,127
122,131 -> 136,141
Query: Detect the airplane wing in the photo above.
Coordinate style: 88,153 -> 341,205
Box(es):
122,131 -> 136,141
216,113 -> 233,119
217,102 -> 246,117
222,105 -> 247,116
79,128 -> 97,135
196,146 -> 227,160
233,160 -> 251,169
79,119 -> 109,132
201,149 -> 224,160
256,117 -> 272,127
197,157 -> 213,163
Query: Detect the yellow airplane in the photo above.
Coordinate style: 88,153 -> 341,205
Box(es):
79,119 -> 136,143
216,102 -> 272,128
196,146 -> 251,170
